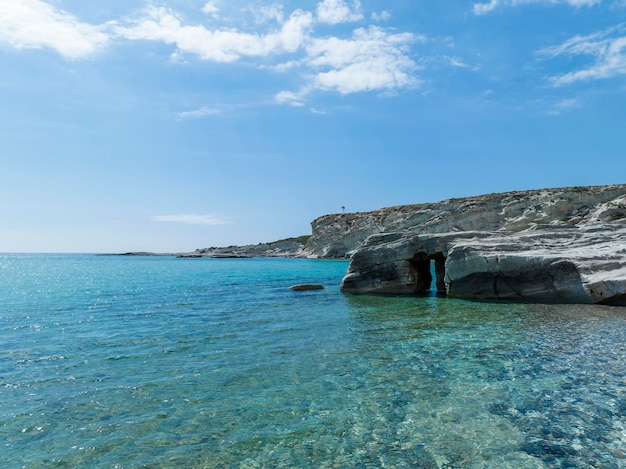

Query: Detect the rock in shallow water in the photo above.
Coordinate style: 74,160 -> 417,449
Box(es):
341,224 -> 626,305
289,284 -> 325,291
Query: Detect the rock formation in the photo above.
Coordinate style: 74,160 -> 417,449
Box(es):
337,184 -> 626,305
304,184 -> 626,258
340,225 -> 626,305
188,184 -> 626,304
289,284 -> 325,291
444,226 -> 626,305
182,236 -> 311,258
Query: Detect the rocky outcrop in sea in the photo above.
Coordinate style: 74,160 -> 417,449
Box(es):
340,225 -> 626,305
332,184 -> 626,305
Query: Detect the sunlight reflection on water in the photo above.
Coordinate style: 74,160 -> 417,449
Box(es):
1,255 -> 626,467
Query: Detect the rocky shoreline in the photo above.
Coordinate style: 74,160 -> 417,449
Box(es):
126,184 -> 626,305
178,235 -> 311,258
332,185 -> 626,306
340,225 -> 626,305
332,184 -> 626,305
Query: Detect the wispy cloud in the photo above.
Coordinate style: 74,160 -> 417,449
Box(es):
473,0 -> 601,15
444,55 -> 470,68
538,24 -> 626,85
545,97 -> 580,114
275,91 -> 306,106
202,1 -> 220,19
371,11 -> 391,22
253,3 -> 284,24
152,214 -> 233,225
177,106 -> 221,120
0,0 -> 110,59
473,0 -> 501,14
316,0 -> 363,25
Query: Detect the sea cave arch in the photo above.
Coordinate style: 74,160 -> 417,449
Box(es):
408,252 -> 447,294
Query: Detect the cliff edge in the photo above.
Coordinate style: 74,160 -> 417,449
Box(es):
304,184 -> 626,258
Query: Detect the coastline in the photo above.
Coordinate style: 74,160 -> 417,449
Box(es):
109,184 -> 626,305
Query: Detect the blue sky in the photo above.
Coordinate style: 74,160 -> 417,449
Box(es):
1,0 -> 625,253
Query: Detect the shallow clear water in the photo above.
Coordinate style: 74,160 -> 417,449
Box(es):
1,254 -> 626,468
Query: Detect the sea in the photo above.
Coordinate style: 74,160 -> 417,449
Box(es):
2,254 -> 626,468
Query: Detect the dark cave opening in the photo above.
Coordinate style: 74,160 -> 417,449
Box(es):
409,253 -> 447,295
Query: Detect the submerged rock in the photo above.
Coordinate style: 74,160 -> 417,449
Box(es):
289,284 -> 325,291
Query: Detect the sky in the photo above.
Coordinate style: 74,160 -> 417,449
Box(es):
1,0 -> 625,253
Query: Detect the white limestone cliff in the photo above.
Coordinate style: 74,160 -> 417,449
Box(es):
304,185 -> 626,259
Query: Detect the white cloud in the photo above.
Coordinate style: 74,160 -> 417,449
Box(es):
177,107 -> 221,120
275,91 -> 306,106
306,26 -> 420,94
473,0 -> 601,15
554,97 -> 579,108
316,0 -> 363,25
116,4 -> 421,100
473,0 -> 501,14
254,3 -> 284,23
538,25 -> 626,85
444,55 -> 470,68
152,214 -> 232,225
202,1 -> 220,19
0,0 -> 110,59
544,97 -> 580,114
567,0 -> 602,4
371,11 -> 391,22
2,2 -> 426,102
264,59 -> 301,71
115,6 -> 313,62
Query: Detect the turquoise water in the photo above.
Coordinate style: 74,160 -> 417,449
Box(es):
2,255 -> 626,468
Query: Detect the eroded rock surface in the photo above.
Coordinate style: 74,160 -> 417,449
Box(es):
184,236 -> 311,258
445,225 -> 626,305
341,225 -> 626,305
305,185 -> 626,258
190,185 -> 626,262
334,184 -> 626,304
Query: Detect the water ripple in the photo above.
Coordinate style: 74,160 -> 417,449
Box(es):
1,255 -> 626,467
